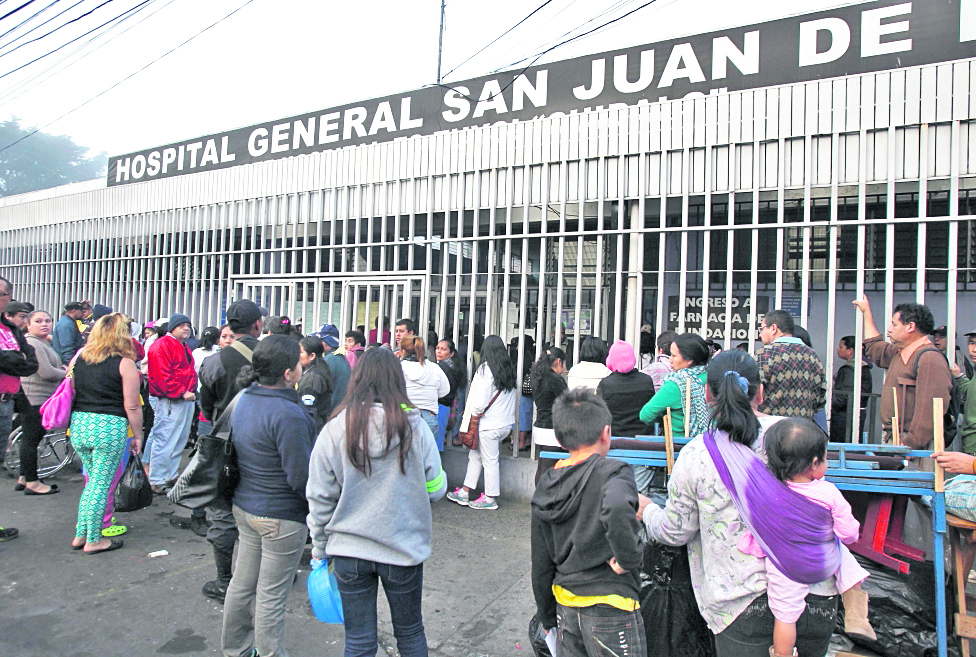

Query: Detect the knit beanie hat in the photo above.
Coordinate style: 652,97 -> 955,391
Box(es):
168,313 -> 191,332
606,340 -> 636,373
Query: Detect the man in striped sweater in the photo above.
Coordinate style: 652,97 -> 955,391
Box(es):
755,309 -> 826,420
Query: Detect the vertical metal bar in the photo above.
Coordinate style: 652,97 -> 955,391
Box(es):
917,123 -> 929,303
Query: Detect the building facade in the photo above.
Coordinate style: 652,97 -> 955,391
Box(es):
2,1 -> 976,443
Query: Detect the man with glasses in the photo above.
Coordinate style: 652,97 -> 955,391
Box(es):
0,275 -> 38,542
755,309 -> 826,420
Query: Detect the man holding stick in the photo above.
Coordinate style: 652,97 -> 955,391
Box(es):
853,297 -> 952,450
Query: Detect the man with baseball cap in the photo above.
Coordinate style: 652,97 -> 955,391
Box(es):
146,313 -> 198,493
197,299 -> 266,603
317,326 -> 350,409
52,301 -> 86,364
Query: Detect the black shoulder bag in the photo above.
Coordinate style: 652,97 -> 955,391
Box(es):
167,390 -> 245,509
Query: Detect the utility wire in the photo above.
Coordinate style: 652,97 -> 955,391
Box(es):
0,0 -> 166,107
437,0 -> 659,104
0,0 -> 114,58
494,0 -> 645,73
0,1 -> 38,23
0,0 -> 148,80
0,0 -> 259,154
0,0 -> 82,54
441,0 -> 554,82
0,0 -> 59,49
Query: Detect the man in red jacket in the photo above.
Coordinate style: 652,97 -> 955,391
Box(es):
147,313 -> 198,493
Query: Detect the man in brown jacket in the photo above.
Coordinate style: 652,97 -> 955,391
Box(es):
853,296 -> 952,449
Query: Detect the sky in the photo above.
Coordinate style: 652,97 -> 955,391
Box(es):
0,0 -> 871,159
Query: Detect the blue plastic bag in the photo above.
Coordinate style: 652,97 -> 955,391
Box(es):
308,561 -> 344,624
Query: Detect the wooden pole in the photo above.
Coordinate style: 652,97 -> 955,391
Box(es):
664,408 -> 675,475
933,397 -> 945,493
891,386 -> 901,446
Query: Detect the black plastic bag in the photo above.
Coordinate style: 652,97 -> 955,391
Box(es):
837,552 -> 958,657
640,538 -> 715,657
114,452 -> 153,513
528,613 -> 552,657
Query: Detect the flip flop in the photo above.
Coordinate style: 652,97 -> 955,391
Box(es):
14,483 -> 25,491
84,539 -> 123,555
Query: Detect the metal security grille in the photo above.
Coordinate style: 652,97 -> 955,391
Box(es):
4,59 -> 976,448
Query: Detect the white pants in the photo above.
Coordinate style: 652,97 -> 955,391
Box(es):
463,426 -> 510,498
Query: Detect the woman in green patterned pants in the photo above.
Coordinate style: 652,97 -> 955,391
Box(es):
68,313 -> 143,555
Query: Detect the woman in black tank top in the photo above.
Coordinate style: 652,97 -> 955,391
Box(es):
68,314 -> 144,555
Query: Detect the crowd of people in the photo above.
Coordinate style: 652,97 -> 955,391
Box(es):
3,269 -> 976,657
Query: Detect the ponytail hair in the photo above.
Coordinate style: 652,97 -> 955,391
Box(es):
706,350 -> 761,447
399,335 -> 426,364
531,346 -> 565,390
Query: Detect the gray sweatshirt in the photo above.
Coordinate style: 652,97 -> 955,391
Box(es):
306,404 -> 447,566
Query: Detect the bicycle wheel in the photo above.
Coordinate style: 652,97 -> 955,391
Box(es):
35,430 -> 72,478
4,427 -> 22,477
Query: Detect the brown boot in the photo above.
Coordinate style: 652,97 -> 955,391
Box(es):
843,587 -> 877,642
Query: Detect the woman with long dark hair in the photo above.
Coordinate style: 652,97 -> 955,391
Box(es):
298,335 -> 335,434
640,351 -> 837,657
639,332 -> 711,437
191,326 -> 221,372
307,347 -> 446,657
447,335 -> 517,510
435,338 -> 466,450
530,346 -> 567,483
221,335 -> 316,657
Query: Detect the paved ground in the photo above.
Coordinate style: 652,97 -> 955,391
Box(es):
0,459 -> 537,657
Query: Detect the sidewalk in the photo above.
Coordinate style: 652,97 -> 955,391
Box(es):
0,461 -> 536,657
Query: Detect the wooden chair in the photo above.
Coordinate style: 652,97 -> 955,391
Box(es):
947,512 -> 976,657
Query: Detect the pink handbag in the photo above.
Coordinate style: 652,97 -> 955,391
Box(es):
40,366 -> 75,430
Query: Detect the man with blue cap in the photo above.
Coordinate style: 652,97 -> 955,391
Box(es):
146,312 -> 197,494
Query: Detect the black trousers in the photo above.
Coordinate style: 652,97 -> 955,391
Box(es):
19,404 -> 45,482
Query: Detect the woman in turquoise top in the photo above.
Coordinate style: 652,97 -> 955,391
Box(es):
639,333 -> 711,437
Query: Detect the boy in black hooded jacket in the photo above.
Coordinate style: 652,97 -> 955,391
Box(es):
531,388 -> 645,657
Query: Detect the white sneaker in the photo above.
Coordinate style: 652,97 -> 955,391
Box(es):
468,494 -> 498,510
446,487 -> 469,506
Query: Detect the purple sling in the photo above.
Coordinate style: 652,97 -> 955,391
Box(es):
703,429 -> 840,584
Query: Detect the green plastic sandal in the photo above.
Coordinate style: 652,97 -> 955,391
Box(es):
101,524 -> 127,537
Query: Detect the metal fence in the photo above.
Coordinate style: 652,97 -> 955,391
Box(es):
4,58 -> 976,448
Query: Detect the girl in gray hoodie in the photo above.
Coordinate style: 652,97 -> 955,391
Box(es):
306,347 -> 446,657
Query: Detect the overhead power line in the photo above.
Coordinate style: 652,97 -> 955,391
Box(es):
0,0 -> 260,154
0,0 -> 149,81
437,0 -> 659,105
0,0 -> 116,59
0,0 -> 170,108
441,0 -> 554,82
494,0 -> 656,73
0,0 -> 86,55
0,1 -> 39,23
0,0 -> 59,49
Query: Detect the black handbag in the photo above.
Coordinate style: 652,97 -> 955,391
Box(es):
167,391 -> 244,510
114,452 -> 153,512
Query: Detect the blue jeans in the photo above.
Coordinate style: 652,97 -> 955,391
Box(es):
419,410 -> 440,451
143,395 -> 159,465
148,397 -> 194,485
332,557 -> 428,657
